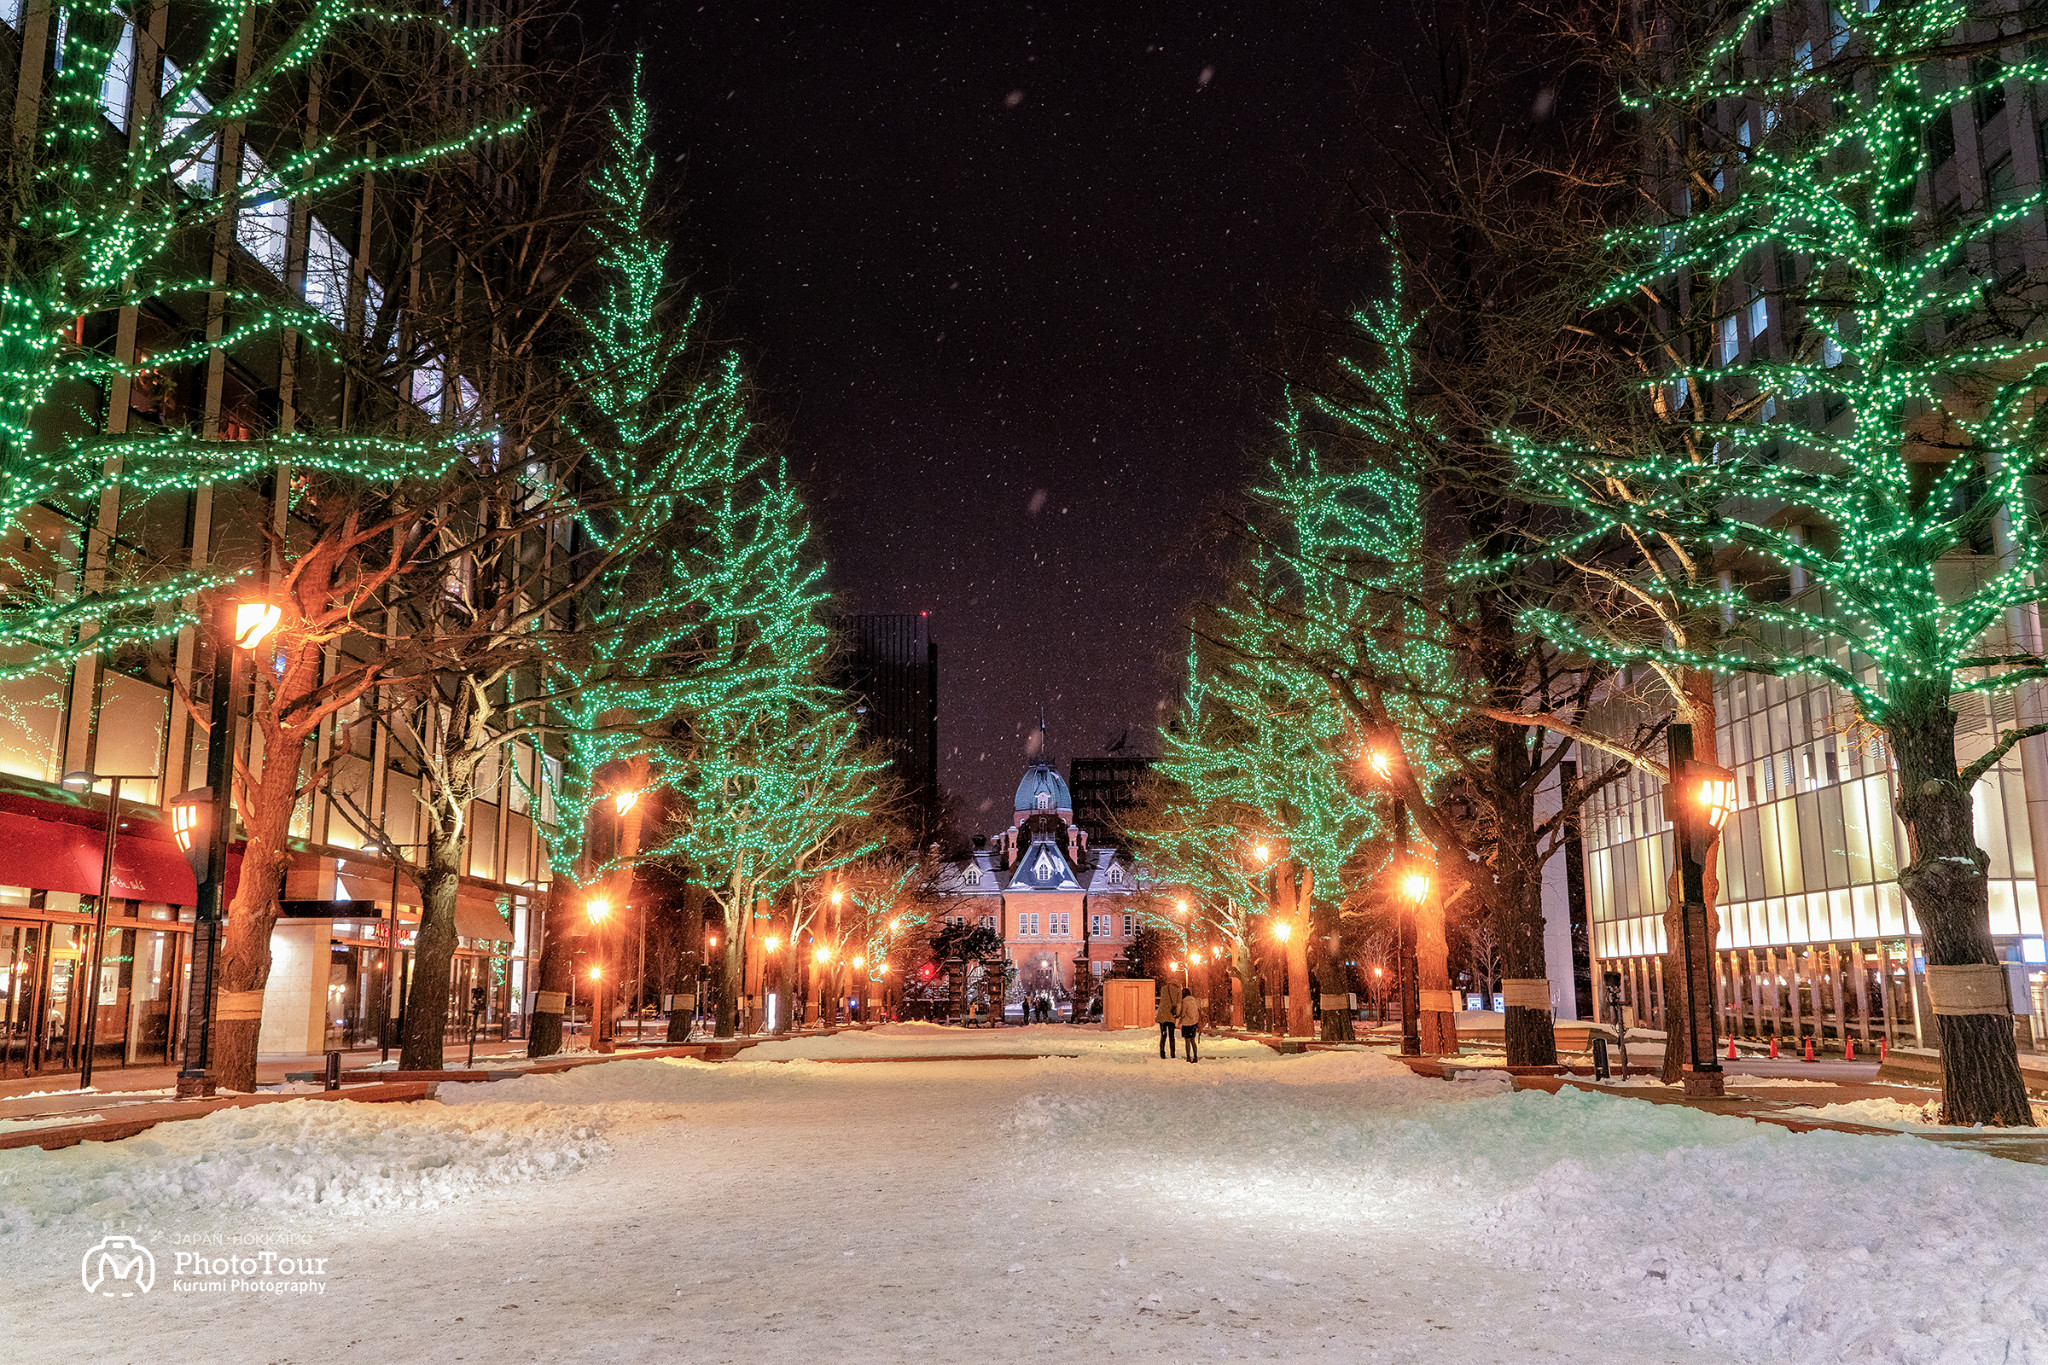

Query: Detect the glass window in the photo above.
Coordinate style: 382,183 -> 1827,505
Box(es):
236,151 -> 289,276
304,217 -> 350,325
101,21 -> 134,131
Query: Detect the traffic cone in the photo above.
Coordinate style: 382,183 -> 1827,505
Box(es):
1727,1036 -> 1738,1061
1803,1035 -> 1815,1063
1769,1037 -> 1779,1059
1844,1037 -> 1854,1062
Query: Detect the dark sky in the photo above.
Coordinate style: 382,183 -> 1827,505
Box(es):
601,2 -> 1395,828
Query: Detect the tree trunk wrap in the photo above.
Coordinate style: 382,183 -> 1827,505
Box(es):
1891,685 -> 2032,1126
1925,964 -> 2010,1014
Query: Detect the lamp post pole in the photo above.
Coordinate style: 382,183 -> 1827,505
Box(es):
1667,724 -> 1730,1096
176,601 -> 245,1097
1391,799 -> 1422,1058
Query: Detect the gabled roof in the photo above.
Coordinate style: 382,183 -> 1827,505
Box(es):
1006,834 -> 1082,891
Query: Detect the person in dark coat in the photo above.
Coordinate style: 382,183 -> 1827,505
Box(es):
1156,980 -> 1183,1058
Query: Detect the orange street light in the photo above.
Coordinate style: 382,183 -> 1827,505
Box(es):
233,600 -> 282,649
889,917 -> 901,932
852,955 -> 865,970
613,789 -> 640,816
1273,921 -> 1292,943
764,935 -> 781,952
1175,898 -> 1189,917
586,896 -> 612,923
589,966 -> 602,980
1401,871 -> 1431,906
1367,748 -> 1392,781
1695,771 -> 1736,830
830,888 -> 845,906
815,946 -> 832,965
1253,843 -> 1272,865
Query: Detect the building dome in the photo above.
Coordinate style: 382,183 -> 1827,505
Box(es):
1013,762 -> 1071,816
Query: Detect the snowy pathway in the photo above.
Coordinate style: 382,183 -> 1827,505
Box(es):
3,1024 -> 2043,1362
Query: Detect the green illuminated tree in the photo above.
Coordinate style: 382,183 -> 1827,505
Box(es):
662,460 -> 884,1038
1503,0 -> 2048,1125
1232,243 -> 1625,1066
0,2 -> 517,700
1141,630 -> 1381,1039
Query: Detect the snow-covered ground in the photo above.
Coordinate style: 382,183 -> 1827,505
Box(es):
1,1023 -> 2043,1362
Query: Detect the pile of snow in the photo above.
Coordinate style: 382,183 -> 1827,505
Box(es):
1779,1096 -> 2048,1130
0,1098 -> 609,1240
1481,1100 -> 2048,1360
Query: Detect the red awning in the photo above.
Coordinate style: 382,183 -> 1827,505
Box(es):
0,808 -> 199,905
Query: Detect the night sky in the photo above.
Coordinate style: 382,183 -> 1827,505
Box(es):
599,3 -> 1396,827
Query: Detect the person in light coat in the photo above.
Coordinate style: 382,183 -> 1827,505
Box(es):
1177,988 -> 1204,1063
1156,980 -> 1183,1058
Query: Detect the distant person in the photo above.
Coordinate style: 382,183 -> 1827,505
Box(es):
1178,988 -> 1203,1062
1156,981 -> 1183,1058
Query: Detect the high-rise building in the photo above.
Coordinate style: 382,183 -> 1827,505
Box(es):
837,614 -> 939,829
1069,755 -> 1153,846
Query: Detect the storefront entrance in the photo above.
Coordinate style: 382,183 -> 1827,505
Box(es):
0,908 -> 189,1077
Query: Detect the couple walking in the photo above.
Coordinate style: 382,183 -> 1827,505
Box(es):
1155,981 -> 1202,1062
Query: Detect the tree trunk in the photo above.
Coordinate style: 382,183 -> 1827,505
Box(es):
210,766 -> 303,1092
667,939 -> 699,1042
400,827 -> 464,1071
1416,892 -> 1460,1056
717,894 -> 745,1038
527,904 -> 574,1058
1310,878 -> 1353,1041
1891,685 -> 2032,1126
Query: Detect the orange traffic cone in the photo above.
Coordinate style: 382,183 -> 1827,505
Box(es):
1769,1037 -> 1779,1059
1844,1037 -> 1855,1062
1803,1035 -> 1815,1063
1727,1036 -> 1738,1061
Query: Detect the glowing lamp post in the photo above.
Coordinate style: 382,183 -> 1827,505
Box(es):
586,897 -> 616,1052
1667,724 -> 1735,1095
169,596 -> 282,1097
1397,867 -> 1428,1058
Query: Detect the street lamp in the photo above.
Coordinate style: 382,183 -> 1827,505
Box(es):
1252,843 -> 1272,865
171,594 -> 286,1097
612,789 -> 640,816
60,767 -> 159,1088
1272,920 -> 1291,943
